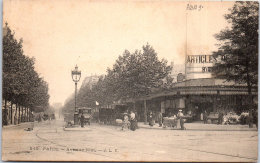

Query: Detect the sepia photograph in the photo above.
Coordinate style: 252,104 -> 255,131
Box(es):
2,0 -> 259,162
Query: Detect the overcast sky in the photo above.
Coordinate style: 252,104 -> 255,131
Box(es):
3,0 -> 234,105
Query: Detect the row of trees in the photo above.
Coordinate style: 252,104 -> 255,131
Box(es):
62,44 -> 173,114
213,2 -> 258,93
212,2 -> 258,127
3,23 -> 50,125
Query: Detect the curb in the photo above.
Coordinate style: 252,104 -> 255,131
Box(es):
2,122 -> 34,129
138,125 -> 258,131
63,127 -> 92,131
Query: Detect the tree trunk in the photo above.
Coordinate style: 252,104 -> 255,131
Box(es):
144,100 -> 147,124
15,103 -> 18,125
9,102 -> 11,123
24,107 -> 26,122
18,104 -> 20,124
244,56 -> 254,128
25,108 -> 27,122
248,92 -> 253,128
4,99 -> 7,125
27,108 -> 29,122
10,102 -> 13,124
21,107 -> 24,123
26,108 -> 28,122
246,64 -> 254,128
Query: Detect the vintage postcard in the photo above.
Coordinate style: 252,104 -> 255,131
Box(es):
2,0 -> 258,162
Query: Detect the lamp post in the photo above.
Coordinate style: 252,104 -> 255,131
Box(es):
71,65 -> 81,125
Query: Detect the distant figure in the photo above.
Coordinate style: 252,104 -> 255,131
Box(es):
218,111 -> 224,125
148,111 -> 154,127
122,113 -> 130,130
177,110 -> 185,130
158,112 -> 163,127
38,115 -> 42,123
200,113 -> 203,121
203,110 -> 208,124
130,111 -> 136,131
80,113 -> 85,128
187,110 -> 192,115
14,114 -> 17,125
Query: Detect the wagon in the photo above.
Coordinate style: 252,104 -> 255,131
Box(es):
78,107 -> 92,125
163,117 -> 178,128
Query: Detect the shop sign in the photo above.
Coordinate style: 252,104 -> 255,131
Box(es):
186,55 -> 214,64
186,55 -> 215,74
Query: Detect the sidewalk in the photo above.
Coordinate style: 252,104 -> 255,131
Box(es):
2,121 -> 35,129
138,122 -> 258,131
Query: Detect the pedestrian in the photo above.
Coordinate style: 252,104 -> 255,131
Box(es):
253,109 -> 258,129
122,113 -> 130,130
130,111 -> 136,131
80,113 -> 85,128
158,112 -> 163,127
177,110 -> 185,130
203,110 -> 208,124
38,114 -> 42,123
218,110 -> 223,125
148,111 -> 153,127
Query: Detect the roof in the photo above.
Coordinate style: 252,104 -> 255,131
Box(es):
173,78 -> 247,87
132,78 -> 257,101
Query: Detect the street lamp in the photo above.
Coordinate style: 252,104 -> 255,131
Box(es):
71,65 -> 81,125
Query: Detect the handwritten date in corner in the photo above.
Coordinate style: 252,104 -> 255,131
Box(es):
186,4 -> 203,11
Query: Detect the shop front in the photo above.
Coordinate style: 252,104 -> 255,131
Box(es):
131,78 -> 257,123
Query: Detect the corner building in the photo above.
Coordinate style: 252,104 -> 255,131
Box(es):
127,78 -> 257,122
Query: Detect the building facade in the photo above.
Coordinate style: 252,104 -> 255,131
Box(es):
126,78 -> 257,122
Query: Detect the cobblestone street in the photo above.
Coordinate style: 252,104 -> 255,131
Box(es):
2,119 -> 258,162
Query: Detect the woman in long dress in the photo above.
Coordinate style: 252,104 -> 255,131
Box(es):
148,112 -> 153,127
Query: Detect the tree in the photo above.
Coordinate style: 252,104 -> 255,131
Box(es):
109,44 -> 172,101
3,23 -> 29,124
212,2 -> 258,127
3,23 -> 50,124
92,75 -> 117,106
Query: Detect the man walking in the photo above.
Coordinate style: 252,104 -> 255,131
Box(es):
177,110 -> 185,130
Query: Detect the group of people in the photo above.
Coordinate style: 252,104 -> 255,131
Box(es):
148,110 -> 186,130
122,110 -> 138,131
201,110 -> 225,125
148,111 -> 163,127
